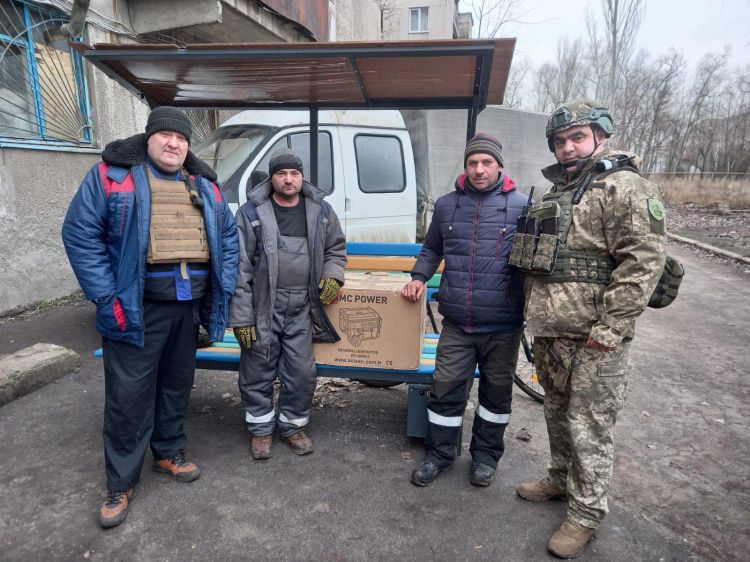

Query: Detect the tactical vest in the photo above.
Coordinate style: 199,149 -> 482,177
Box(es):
509,161 -> 683,308
146,168 -> 210,279
509,164 -> 634,284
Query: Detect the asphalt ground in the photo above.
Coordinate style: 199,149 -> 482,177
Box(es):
2,243 -> 746,561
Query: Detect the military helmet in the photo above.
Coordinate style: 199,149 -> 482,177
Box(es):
546,99 -> 615,151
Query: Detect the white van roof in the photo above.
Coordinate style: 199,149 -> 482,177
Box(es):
221,109 -> 407,130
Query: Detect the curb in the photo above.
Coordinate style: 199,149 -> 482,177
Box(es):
667,233 -> 750,266
0,344 -> 81,407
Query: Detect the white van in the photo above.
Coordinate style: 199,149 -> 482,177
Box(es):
194,110 -> 418,243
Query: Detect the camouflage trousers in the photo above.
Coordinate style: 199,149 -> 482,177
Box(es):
534,336 -> 632,529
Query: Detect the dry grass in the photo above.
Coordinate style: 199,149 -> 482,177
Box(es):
644,175 -> 750,208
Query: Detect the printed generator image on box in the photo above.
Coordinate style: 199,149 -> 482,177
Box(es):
339,307 -> 382,347
313,272 -> 426,370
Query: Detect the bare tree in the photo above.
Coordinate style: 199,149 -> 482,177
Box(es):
555,36 -> 587,103
666,46 -> 730,172
584,14 -> 608,101
724,67 -> 750,173
465,0 -> 529,38
689,65 -> 750,174
609,49 -> 653,154
373,0 -> 399,39
530,62 -> 558,113
586,0 -> 646,111
525,36 -> 588,113
504,52 -> 532,108
504,1 -> 747,176
640,50 -> 685,171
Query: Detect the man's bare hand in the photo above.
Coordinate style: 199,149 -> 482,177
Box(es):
586,334 -> 618,352
401,280 -> 425,302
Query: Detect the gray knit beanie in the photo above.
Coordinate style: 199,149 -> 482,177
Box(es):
269,148 -> 304,176
146,106 -> 192,144
464,133 -> 504,168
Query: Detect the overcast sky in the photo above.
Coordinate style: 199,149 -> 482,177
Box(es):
463,0 -> 750,71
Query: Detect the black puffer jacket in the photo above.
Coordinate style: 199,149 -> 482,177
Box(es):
412,173 -> 527,333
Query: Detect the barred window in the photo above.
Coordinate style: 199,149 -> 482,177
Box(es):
0,0 -> 92,147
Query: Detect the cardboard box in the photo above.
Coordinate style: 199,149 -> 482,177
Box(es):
313,272 -> 425,370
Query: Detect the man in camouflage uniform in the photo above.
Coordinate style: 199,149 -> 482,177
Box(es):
515,99 -> 667,559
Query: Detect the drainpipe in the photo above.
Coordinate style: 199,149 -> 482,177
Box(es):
44,0 -> 91,41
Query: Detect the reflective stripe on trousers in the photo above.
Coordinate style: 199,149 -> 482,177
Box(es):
279,412 -> 309,428
245,409 -> 275,425
424,320 -> 522,469
237,289 -> 317,437
427,409 -> 463,427
476,404 -> 511,424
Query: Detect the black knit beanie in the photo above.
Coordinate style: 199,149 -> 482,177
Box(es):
464,133 -> 504,168
269,148 -> 304,176
146,106 -> 192,144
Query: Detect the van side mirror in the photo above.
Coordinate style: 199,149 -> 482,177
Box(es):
250,170 -> 269,188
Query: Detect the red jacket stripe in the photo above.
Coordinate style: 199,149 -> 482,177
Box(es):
97,163 -> 135,197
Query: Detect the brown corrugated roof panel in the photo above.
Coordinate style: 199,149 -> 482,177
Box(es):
71,39 -> 515,110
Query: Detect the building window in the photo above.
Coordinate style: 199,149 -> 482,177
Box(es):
355,134 -> 405,194
409,7 -> 429,33
0,0 -> 92,147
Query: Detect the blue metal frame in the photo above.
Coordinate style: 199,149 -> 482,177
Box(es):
0,0 -> 92,146
21,4 -> 45,137
71,35 -> 91,143
346,242 -> 424,256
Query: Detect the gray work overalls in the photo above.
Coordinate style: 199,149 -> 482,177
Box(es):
238,232 -> 318,437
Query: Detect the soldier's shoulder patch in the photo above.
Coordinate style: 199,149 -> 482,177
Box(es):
648,199 -> 664,221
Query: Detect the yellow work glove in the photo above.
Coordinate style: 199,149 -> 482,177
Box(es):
318,277 -> 341,306
233,326 -> 257,352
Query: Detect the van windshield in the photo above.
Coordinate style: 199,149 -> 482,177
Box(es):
193,125 -> 272,185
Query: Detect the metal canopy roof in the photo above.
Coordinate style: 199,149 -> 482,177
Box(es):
72,39 -> 516,186
70,39 -> 516,112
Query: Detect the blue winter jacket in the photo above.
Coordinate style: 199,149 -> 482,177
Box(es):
412,173 -> 527,333
62,134 -> 239,346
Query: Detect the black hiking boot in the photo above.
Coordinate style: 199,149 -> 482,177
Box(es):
411,461 -> 449,486
469,461 -> 496,486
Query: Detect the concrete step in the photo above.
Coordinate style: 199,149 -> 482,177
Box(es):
0,344 -> 80,406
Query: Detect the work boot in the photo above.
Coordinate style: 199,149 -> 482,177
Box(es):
411,461 -> 449,486
251,435 -> 273,459
548,519 -> 596,559
99,486 -> 137,529
152,449 -> 201,482
283,431 -> 314,455
469,461 -> 496,486
516,477 -> 567,502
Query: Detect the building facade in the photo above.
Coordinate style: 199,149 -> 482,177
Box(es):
0,0 -> 474,315
0,0 -> 319,315
376,0 -> 470,41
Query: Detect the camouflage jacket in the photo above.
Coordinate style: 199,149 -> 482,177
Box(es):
524,150 -> 667,346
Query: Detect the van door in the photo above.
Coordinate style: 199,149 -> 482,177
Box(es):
338,128 -> 416,243
237,127 -> 346,227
